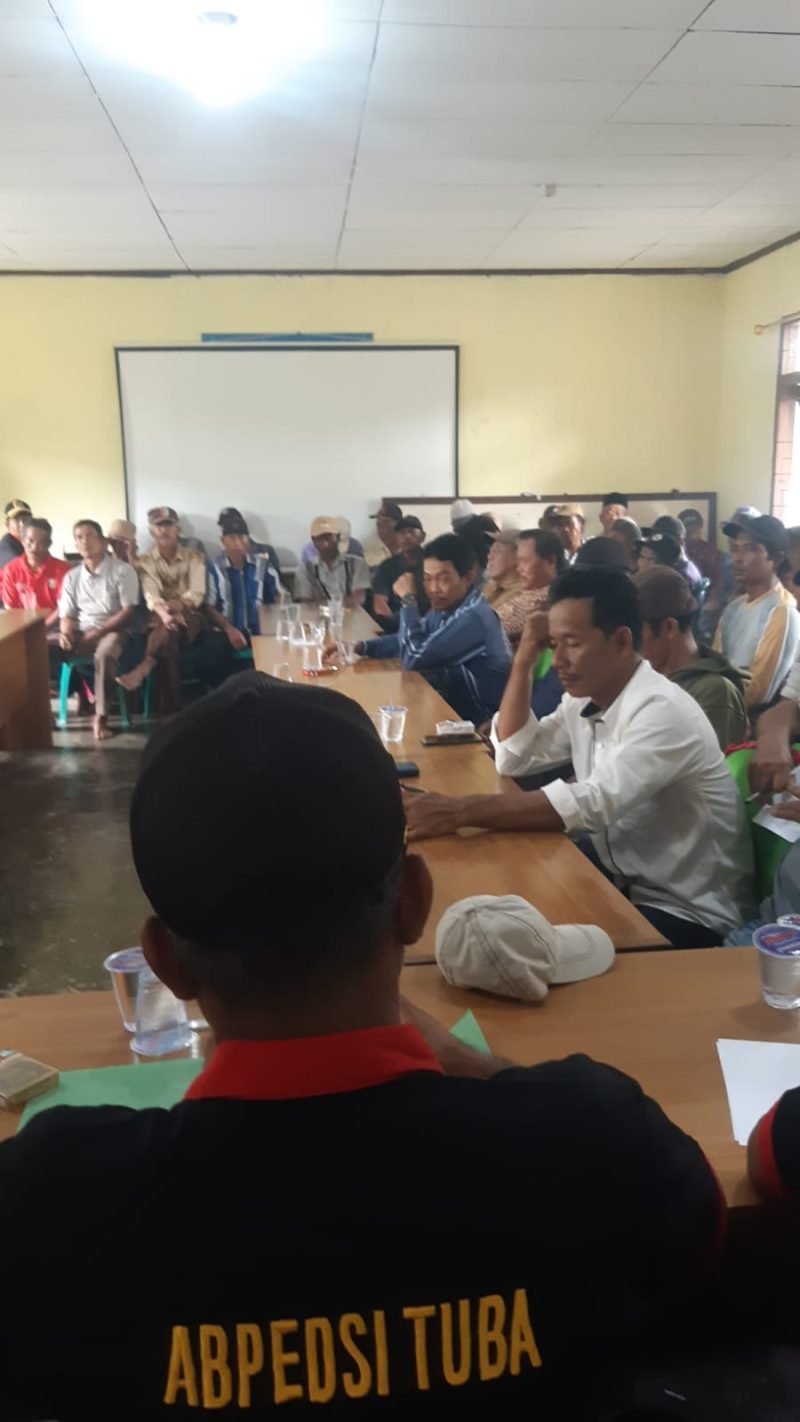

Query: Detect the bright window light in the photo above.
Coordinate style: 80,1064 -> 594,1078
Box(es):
84,1 -> 327,108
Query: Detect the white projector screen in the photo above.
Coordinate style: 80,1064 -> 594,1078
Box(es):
116,345 -> 458,565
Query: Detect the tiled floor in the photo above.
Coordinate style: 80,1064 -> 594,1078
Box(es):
0,725 -> 151,996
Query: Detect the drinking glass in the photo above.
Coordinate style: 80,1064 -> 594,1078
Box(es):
132,966 -> 194,1057
755,925 -> 800,1009
104,946 -> 146,1032
303,643 -> 323,672
379,705 -> 407,744
272,662 -> 292,681
338,640 -> 358,666
285,604 -> 301,625
276,615 -> 291,643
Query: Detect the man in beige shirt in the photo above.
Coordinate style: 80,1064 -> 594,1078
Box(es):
118,507 -> 230,711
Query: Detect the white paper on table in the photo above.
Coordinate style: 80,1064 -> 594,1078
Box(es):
716,1039 -> 800,1146
754,765 -> 800,843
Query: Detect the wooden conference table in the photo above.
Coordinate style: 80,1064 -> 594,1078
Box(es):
0,609 -> 52,751
250,633 -> 667,958
0,947 -> 782,1207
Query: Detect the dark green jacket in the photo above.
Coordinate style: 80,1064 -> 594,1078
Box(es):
669,645 -> 748,752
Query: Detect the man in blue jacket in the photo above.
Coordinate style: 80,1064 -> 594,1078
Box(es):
353,532 -> 512,723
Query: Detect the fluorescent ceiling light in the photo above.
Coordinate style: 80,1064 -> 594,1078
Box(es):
83,0 -> 327,108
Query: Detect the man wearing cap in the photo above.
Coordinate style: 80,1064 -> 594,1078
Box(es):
549,504 -> 585,563
107,518 -> 138,565
118,507 -> 229,712
0,498 -> 32,571
57,519 -> 140,740
715,513 -> 800,712
599,493 -> 628,536
0,670 -> 725,1417
635,567 -> 747,751
217,507 -> 282,576
371,515 -> 429,627
300,516 -> 364,566
208,512 -> 281,639
406,566 -> 752,948
450,496 -> 476,533
679,509 -> 722,593
640,516 -> 703,595
483,529 -> 545,645
2,518 -> 70,628
294,516 -> 372,606
352,533 -> 512,725
364,500 -> 403,567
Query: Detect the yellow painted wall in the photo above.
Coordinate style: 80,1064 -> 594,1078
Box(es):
718,244 -> 800,518
0,273 -> 723,554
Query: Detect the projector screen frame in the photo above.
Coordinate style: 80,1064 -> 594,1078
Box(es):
114,342 -> 461,535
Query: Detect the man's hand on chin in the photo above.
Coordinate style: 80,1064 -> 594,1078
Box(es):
404,790 -> 462,841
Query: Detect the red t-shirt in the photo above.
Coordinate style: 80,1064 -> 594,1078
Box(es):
1,552 -> 71,612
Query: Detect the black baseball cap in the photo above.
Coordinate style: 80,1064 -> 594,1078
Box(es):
130,673 -> 406,948
721,512 -> 789,556
396,515 -> 424,533
602,493 -> 628,508
678,508 -> 703,529
641,515 -> 686,541
220,514 -> 249,537
218,506 -> 242,526
637,532 -> 682,565
575,536 -> 632,572
371,501 -> 403,523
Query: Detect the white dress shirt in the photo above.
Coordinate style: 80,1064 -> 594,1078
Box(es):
490,659 -> 753,936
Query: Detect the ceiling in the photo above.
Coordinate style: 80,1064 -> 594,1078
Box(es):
2,0 -> 800,273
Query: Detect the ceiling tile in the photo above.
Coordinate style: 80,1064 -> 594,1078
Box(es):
616,82 -> 800,125
180,245 -> 340,270
0,17 -> 85,74
592,123 -> 800,156
0,73 -> 99,119
695,1 -> 800,31
381,2 -> 702,26
652,31 -> 800,85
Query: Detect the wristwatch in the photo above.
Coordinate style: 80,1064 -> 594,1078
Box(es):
401,594 -> 418,608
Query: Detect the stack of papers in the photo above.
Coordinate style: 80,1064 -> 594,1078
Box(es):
717,1039 -> 800,1145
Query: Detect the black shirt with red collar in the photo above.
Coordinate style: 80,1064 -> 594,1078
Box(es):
0,1027 -> 722,1420
752,1086 -> 800,1200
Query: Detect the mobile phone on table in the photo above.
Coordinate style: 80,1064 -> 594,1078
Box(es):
394,760 -> 420,778
420,733 -> 482,746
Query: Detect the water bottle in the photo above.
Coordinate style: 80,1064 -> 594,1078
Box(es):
132,966 -> 194,1056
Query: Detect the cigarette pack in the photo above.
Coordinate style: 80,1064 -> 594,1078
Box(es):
0,1053 -> 59,1109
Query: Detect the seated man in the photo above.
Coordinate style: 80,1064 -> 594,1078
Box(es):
300,516 -> 364,565
405,568 -> 753,948
208,512 -> 281,640
371,515 -> 429,626
0,671 -> 725,1417
484,530 -> 523,612
640,516 -> 703,594
364,500 -> 403,567
57,518 -> 139,740
599,493 -> 628,535
549,504 -> 585,564
107,517 -> 138,564
489,529 -> 562,647
118,506 -> 230,712
2,518 -> 70,633
0,497 -> 31,572
354,533 -> 512,725
635,567 -> 747,752
294,515 -> 372,606
217,507 -> 282,577
715,513 -> 800,712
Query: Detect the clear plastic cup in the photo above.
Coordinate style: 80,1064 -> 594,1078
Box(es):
132,966 -> 194,1056
379,705 -> 407,744
303,643 -> 323,672
272,662 -> 292,681
285,604 -> 301,625
104,946 -> 146,1032
754,924 -> 800,1009
276,616 -> 291,643
338,640 -> 358,666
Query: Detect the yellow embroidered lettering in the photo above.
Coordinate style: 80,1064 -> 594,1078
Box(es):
305,1318 -> 336,1404
441,1300 -> 472,1386
339,1314 -> 372,1400
478,1295 -> 508,1382
163,1325 -> 199,1407
199,1325 -> 233,1409
509,1289 -> 542,1375
236,1324 -> 265,1407
373,1310 -> 390,1397
402,1305 -> 436,1391
271,1320 -> 304,1405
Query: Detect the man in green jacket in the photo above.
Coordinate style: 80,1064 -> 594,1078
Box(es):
635,567 -> 748,751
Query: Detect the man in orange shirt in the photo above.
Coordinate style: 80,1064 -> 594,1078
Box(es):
2,518 -> 70,629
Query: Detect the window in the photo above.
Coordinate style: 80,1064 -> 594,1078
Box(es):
772,317 -> 800,524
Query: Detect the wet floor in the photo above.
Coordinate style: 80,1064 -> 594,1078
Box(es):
0,727 -> 151,996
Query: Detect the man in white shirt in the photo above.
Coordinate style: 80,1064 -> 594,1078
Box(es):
58,519 -> 140,740
406,567 -> 753,947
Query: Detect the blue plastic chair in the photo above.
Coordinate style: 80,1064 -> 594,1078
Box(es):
57,658 -> 131,731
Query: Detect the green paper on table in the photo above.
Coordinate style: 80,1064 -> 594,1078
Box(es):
20,1059 -> 203,1128
18,1014 -> 489,1129
449,1010 -> 491,1056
